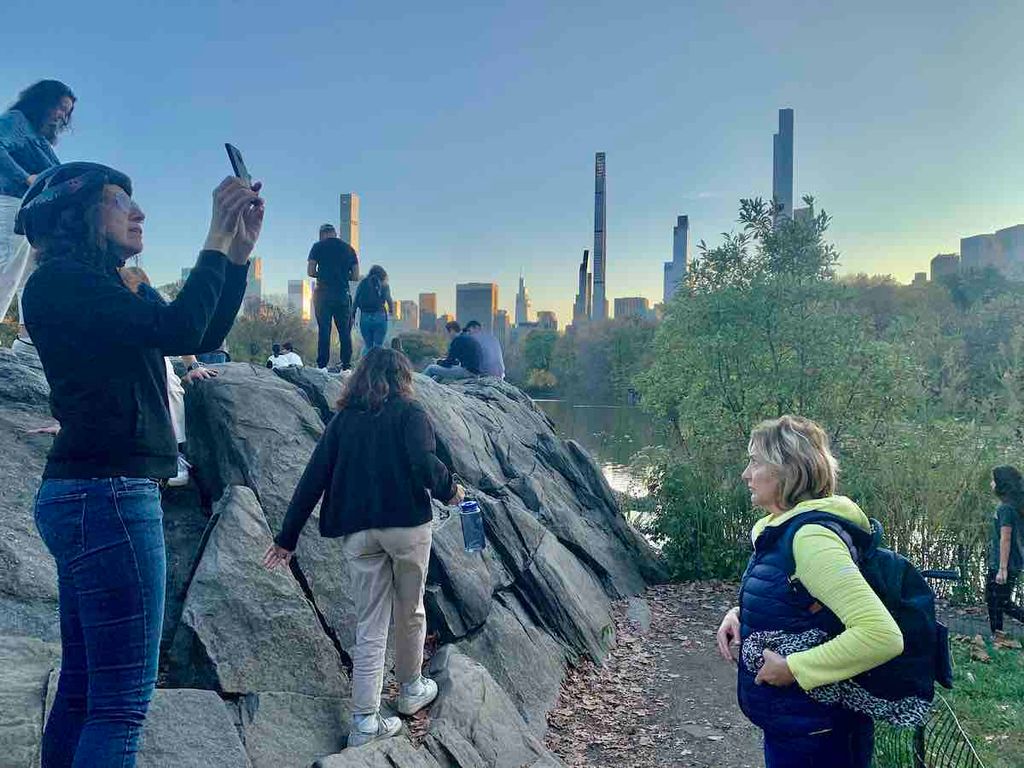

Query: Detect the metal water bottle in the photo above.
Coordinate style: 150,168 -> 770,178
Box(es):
459,500 -> 486,553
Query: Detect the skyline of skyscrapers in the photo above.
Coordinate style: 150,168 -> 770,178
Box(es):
663,215 -> 689,304
772,108 -> 794,220
591,152 -> 608,320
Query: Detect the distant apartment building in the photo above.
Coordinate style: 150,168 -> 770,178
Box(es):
456,283 -> 498,333
615,296 -> 653,320
339,193 -> 359,253
912,272 -> 927,286
961,225 -> 1024,280
930,253 -> 961,282
396,300 -> 417,332
243,257 -> 263,316
536,311 -> 558,331
287,279 -> 313,322
418,292 -> 437,332
495,309 -> 510,349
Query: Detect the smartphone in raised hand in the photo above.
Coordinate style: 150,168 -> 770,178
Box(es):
225,143 -> 252,188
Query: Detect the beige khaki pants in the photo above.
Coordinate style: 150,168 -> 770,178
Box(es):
342,522 -> 432,714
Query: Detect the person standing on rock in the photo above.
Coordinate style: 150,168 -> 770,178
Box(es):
715,415 -> 904,768
18,162 -> 263,767
308,223 -> 359,371
0,80 -> 76,338
263,347 -> 465,748
352,264 -> 394,352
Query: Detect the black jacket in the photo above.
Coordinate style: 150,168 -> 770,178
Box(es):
353,276 -> 394,315
439,333 -> 482,374
23,250 -> 249,479
275,397 -> 456,549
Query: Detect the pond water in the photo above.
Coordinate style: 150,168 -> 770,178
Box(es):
533,399 -> 663,498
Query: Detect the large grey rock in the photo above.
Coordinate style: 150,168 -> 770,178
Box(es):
185,363 -> 360,650
159,483 -> 211,653
0,635 -> 59,767
423,646 -> 563,768
167,486 -> 348,697
136,689 -> 250,768
234,691 -> 349,768
316,738 -> 442,768
458,593 -> 566,734
273,366 -> 345,424
0,360 -> 58,640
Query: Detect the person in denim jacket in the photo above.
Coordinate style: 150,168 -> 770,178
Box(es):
0,80 -> 75,329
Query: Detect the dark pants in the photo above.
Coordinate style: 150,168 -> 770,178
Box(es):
34,477 -> 166,768
986,569 -> 1024,633
359,310 -> 388,352
314,290 -> 352,369
763,712 -> 874,768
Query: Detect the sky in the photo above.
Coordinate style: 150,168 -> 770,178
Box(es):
3,1 -> 1024,325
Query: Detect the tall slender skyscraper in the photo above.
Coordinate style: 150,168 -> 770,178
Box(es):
772,109 -> 794,221
573,249 -> 591,325
591,152 -> 608,320
663,215 -> 689,304
515,273 -> 531,325
339,193 -> 360,252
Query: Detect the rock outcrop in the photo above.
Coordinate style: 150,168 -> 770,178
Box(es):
0,355 -> 664,768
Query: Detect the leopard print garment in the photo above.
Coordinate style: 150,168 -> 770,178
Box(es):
742,629 -> 932,727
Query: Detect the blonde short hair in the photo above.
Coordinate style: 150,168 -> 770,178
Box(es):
748,415 -> 838,509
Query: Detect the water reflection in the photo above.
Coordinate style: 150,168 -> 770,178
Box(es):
534,399 -> 658,497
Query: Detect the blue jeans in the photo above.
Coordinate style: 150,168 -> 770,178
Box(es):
34,477 -> 166,768
763,711 -> 874,768
359,310 -> 389,351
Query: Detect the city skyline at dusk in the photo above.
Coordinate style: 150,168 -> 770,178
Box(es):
3,2 -> 1024,324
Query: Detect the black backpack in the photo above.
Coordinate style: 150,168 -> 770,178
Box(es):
782,513 -> 953,723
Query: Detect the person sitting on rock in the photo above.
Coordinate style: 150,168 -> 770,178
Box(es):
268,341 -> 304,369
263,347 -> 464,748
18,162 -> 263,767
423,320 -> 481,381
464,320 -> 504,379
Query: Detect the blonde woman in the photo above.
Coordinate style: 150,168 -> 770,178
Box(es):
715,415 -> 903,768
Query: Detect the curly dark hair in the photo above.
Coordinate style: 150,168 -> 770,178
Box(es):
32,186 -> 117,269
993,465 -> 1024,512
9,80 -> 76,133
337,347 -> 414,412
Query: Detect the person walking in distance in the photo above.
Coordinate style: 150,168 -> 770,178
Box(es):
0,80 -> 76,336
264,348 -> 464,748
986,465 -> 1024,638
308,223 -> 358,370
353,264 -> 394,352
19,162 -> 263,767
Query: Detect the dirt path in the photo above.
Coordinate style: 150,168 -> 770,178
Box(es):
546,582 -> 763,768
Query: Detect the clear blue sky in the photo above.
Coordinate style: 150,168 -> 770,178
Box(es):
3,1 -> 1023,324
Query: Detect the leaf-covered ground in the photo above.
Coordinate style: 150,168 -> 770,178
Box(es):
546,582 -> 762,768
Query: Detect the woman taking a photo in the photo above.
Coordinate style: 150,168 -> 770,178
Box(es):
986,465 -> 1024,637
264,347 -> 463,748
19,162 -> 263,767
715,415 -> 904,768
353,264 -> 394,352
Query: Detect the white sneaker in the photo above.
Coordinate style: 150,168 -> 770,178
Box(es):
396,675 -> 438,716
167,454 -> 191,487
348,712 -> 402,748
